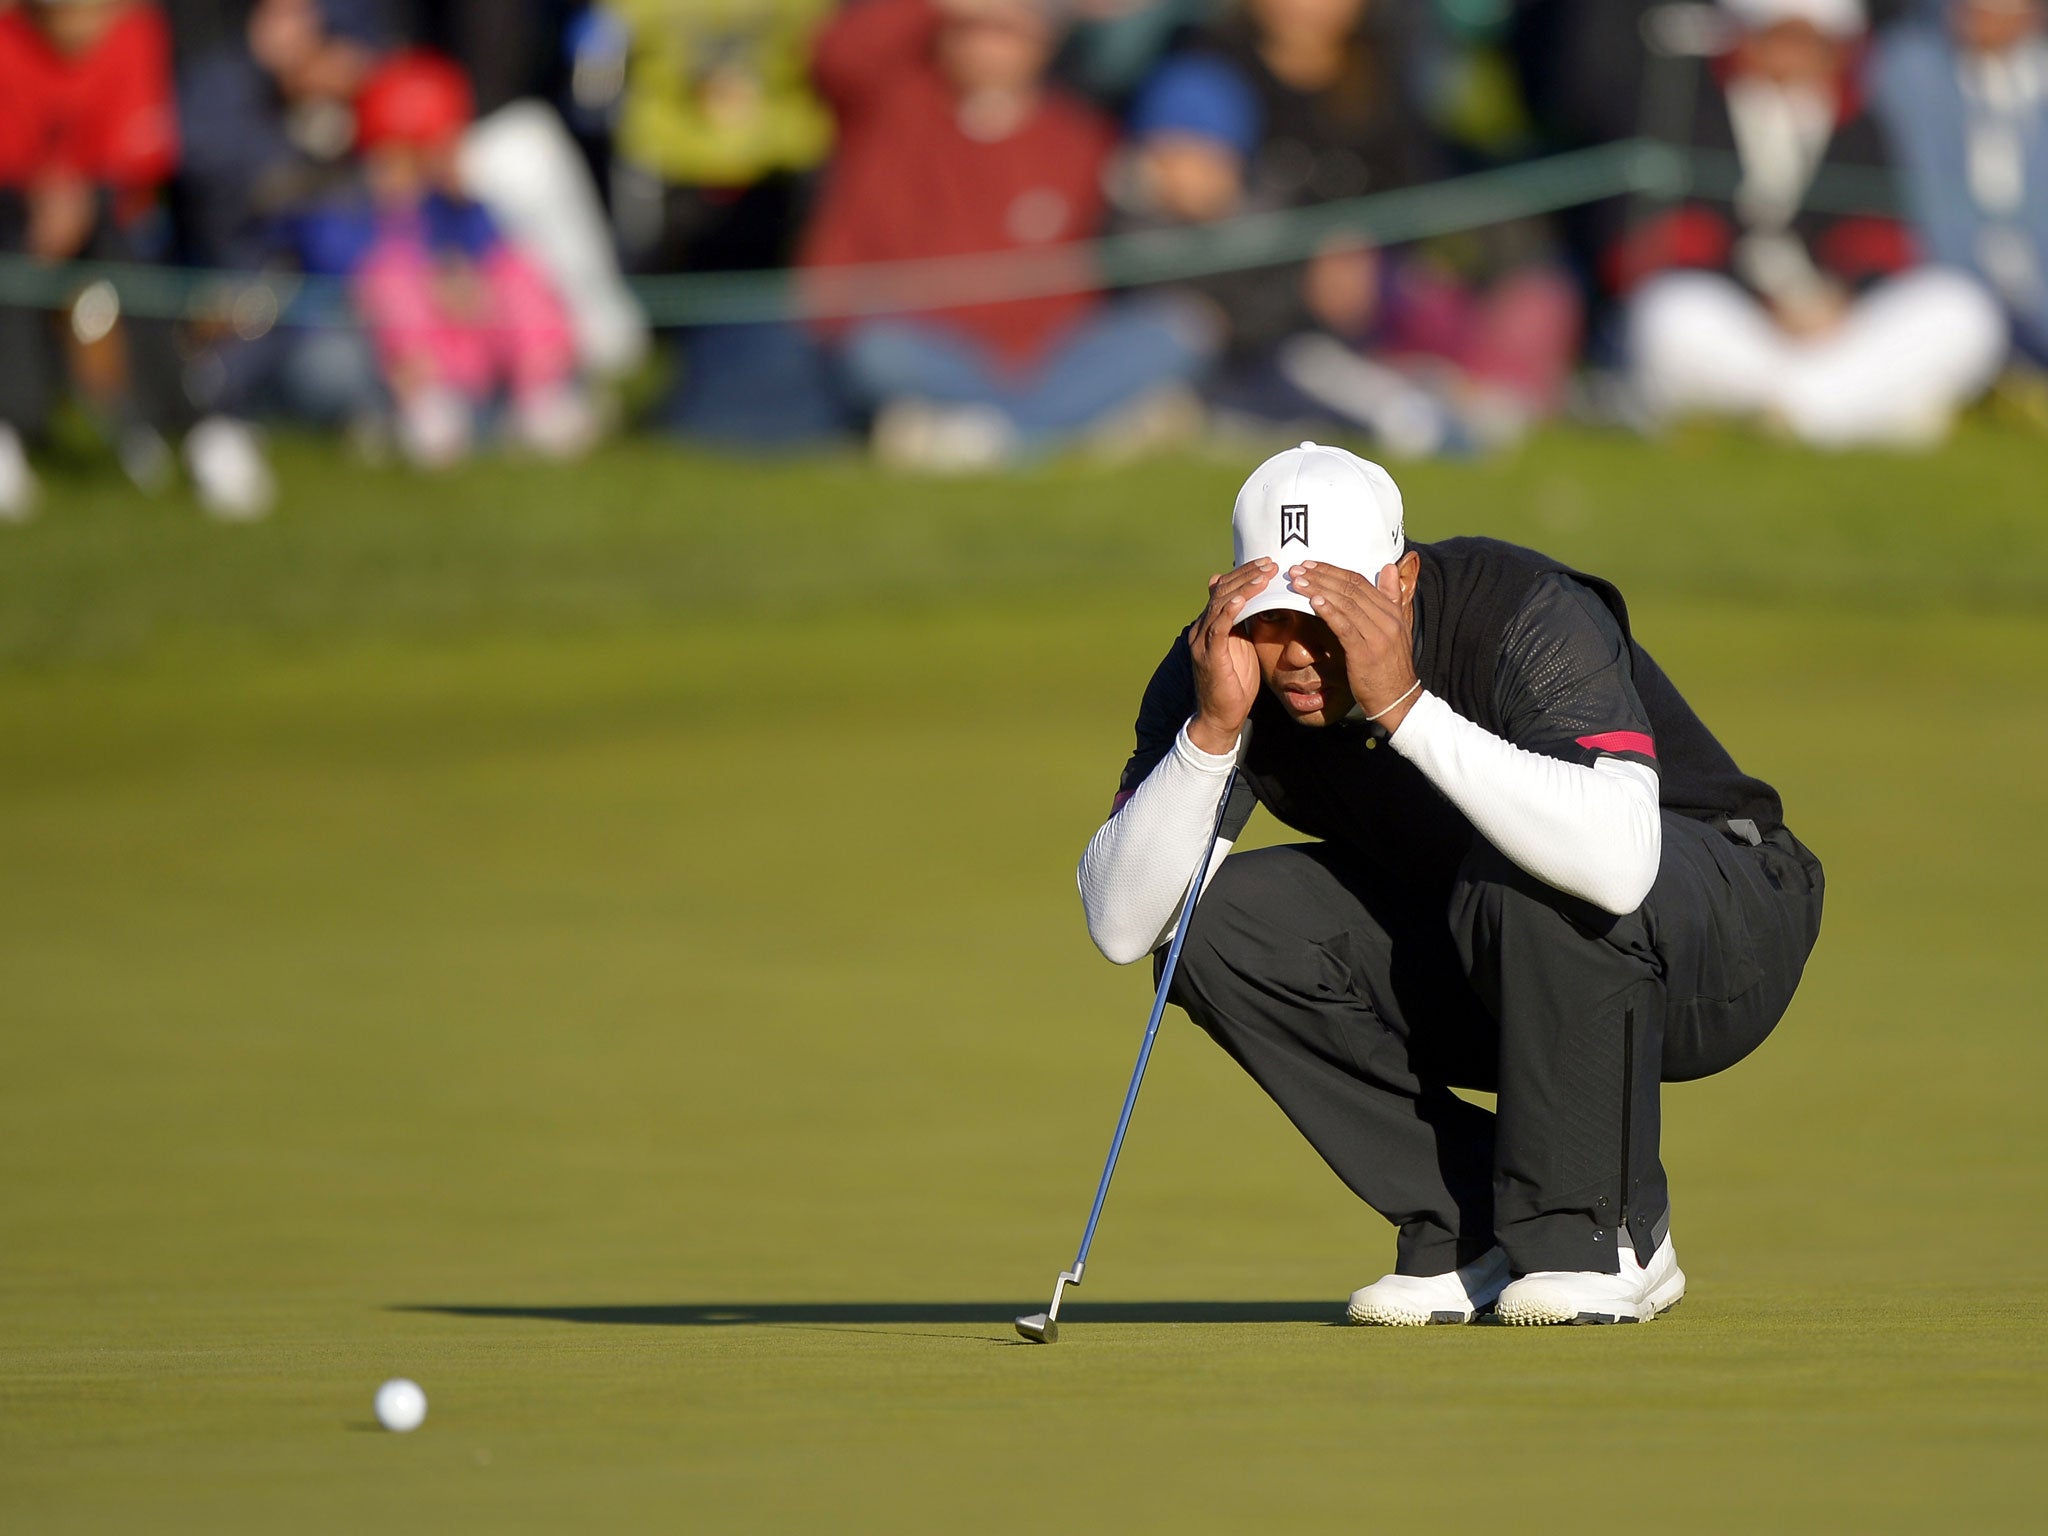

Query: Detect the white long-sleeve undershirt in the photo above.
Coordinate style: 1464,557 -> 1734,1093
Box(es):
1077,694 -> 1663,965
1386,691 -> 1662,916
1078,723 -> 1241,965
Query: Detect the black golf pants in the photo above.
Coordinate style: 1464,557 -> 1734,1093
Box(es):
1166,815 -> 1825,1277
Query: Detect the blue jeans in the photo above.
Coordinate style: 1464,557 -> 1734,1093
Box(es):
838,298 -> 1211,444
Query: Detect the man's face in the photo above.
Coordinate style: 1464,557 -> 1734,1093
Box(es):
1142,134 -> 1245,223
250,0 -> 374,103
1244,610 -> 1354,726
31,0 -> 125,55
1732,20 -> 1851,88
1952,0 -> 2045,54
937,4 -> 1056,96
1247,0 -> 1371,49
364,142 -> 458,206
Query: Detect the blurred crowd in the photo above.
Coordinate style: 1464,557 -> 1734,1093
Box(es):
2,0 -> 2045,517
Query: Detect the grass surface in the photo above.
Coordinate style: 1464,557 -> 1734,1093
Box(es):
3,430 -> 2045,1531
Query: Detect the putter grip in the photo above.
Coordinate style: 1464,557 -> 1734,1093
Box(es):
1218,762 -> 1258,845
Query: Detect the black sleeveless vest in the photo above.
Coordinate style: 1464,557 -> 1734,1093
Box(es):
1237,537 -> 1784,900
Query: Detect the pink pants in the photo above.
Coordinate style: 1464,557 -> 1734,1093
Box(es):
354,239 -> 577,403
1382,264 -> 1582,410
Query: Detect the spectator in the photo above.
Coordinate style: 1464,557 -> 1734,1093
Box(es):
801,0 -> 1211,469
1874,0 -> 2048,372
177,0 -> 391,273
1121,0 -> 1581,454
291,48 -> 598,466
174,0 -> 393,433
1,0 -> 274,520
1619,0 -> 2008,447
595,0 -> 842,447
603,0 -> 834,272
365,4 -> 649,385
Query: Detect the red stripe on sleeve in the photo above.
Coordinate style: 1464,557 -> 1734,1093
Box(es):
1576,731 -> 1657,759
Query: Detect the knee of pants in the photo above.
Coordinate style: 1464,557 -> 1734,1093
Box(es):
1891,266 -> 2011,385
834,324 -> 918,400
1170,846 -> 1316,1002
837,322 -> 985,403
1627,270 -> 1760,357
1625,270 -> 1781,415
1111,291 -> 1226,372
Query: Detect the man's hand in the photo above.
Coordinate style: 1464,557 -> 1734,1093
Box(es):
1772,282 -> 1849,339
1186,558 -> 1274,755
1290,561 -> 1421,730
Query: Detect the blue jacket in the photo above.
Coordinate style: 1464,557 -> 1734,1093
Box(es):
1873,22 -> 2048,360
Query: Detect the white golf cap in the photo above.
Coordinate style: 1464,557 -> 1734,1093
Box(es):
1231,442 -> 1406,623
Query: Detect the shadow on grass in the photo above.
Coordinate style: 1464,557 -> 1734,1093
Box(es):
394,1301 -> 1340,1327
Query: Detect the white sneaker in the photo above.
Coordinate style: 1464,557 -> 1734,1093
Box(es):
0,423 -> 39,522
1083,383 -> 1206,464
184,416 -> 277,521
1347,1246 -> 1510,1326
396,388 -> 473,469
513,383 -> 602,460
871,401 -> 1016,473
1495,1232 -> 1687,1325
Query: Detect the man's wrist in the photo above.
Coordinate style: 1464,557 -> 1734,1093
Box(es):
1382,688 -> 1444,752
1184,713 -> 1242,759
1366,681 -> 1423,733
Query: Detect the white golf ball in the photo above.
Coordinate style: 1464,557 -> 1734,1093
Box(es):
374,1378 -> 427,1433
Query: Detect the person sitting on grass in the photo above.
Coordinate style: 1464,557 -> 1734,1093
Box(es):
288,49 -> 599,469
799,0 -> 1213,470
588,0 -> 838,449
172,0 -> 394,441
1080,441 -> 1824,1325
0,0 -> 275,521
1874,0 -> 2048,398
1616,0 -> 2009,448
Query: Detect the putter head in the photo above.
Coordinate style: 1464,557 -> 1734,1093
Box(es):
1016,1268 -> 1078,1345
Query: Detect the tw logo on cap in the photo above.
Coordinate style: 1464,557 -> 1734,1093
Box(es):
1280,505 -> 1309,548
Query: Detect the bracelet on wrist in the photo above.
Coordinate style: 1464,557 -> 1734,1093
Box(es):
1363,680 -> 1422,724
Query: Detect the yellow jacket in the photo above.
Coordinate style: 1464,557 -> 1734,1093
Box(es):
605,0 -> 835,188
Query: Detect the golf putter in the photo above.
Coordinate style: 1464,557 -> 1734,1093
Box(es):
1016,768 -> 1239,1345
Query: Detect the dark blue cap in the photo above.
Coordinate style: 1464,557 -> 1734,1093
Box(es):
1129,54 -> 1262,160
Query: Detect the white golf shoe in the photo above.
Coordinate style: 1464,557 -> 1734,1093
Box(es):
1347,1246 -> 1510,1326
1495,1232 -> 1686,1325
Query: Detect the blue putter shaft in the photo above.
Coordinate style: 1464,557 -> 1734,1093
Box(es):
1067,767 -> 1239,1279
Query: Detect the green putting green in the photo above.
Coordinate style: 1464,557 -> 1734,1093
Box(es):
2,431 -> 2043,1531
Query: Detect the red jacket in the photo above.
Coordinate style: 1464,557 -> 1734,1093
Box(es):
0,3 -> 179,206
800,0 -> 1115,370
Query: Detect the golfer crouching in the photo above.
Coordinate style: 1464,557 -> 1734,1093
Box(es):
1079,444 -> 1824,1325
